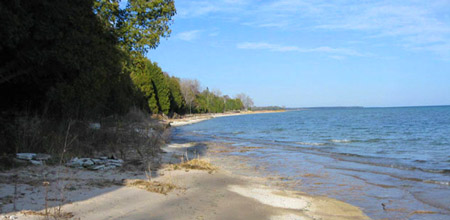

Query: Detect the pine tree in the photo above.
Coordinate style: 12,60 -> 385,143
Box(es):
147,62 -> 170,115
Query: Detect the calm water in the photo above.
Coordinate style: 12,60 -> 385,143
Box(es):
173,106 -> 450,219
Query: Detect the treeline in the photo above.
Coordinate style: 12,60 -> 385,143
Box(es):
0,0 -> 255,156
1,0 -> 174,119
251,106 -> 285,111
0,0 -> 251,120
130,57 -> 247,117
195,90 -> 244,114
179,80 -> 245,114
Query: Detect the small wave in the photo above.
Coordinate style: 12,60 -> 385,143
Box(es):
232,131 -> 245,135
423,180 -> 450,186
274,140 -> 286,143
365,138 -> 384,143
328,166 -> 450,186
338,152 -> 366,158
418,168 -> 450,174
297,142 -> 327,146
332,153 -> 450,175
330,139 -> 353,143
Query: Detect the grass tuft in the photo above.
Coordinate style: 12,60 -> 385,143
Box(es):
21,209 -> 74,219
123,179 -> 178,195
169,158 -> 217,173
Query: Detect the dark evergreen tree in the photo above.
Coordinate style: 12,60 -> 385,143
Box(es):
0,0 -> 134,118
166,75 -> 185,115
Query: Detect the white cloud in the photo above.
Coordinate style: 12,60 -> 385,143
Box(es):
177,0 -> 249,18
237,42 -> 368,57
177,0 -> 450,58
176,30 -> 201,41
315,4 -> 450,40
176,1 -> 218,17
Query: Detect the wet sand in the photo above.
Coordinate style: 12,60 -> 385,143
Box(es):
1,141 -> 370,220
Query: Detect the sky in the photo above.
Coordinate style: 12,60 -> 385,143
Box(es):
147,0 -> 450,107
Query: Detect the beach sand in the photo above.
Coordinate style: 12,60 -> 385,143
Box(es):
1,117 -> 370,220
1,168 -> 368,220
166,110 -> 286,127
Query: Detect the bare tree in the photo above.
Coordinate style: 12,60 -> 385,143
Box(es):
180,79 -> 200,114
212,89 -> 222,97
235,93 -> 254,110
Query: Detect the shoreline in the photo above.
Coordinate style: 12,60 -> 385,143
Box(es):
0,141 -> 370,220
166,110 -> 287,127
169,109 -> 450,219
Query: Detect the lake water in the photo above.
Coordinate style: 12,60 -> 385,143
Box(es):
172,106 -> 450,219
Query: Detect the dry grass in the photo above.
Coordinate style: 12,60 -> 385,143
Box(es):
20,209 -> 74,219
123,179 -> 178,195
169,159 -> 217,173
3,108 -> 168,166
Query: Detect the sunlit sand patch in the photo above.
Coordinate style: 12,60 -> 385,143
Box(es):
270,213 -> 306,220
227,185 -> 310,210
166,142 -> 196,148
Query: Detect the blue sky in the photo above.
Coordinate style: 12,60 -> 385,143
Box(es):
147,0 -> 450,107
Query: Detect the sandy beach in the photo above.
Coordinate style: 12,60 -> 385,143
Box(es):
1,114 -> 370,220
0,169 -> 369,219
1,144 -> 369,219
166,110 -> 286,127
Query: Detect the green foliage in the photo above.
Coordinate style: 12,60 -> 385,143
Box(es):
94,0 -> 176,54
130,57 -> 159,113
0,0 -> 177,119
0,0 -> 136,118
194,93 -> 208,113
0,0 -> 182,157
225,98 -> 244,111
149,65 -> 171,115
167,76 -> 186,114
192,89 -> 244,114
130,56 -> 185,115
0,0 -> 247,123
93,0 -> 177,115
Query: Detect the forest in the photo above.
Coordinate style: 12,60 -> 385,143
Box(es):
0,0 -> 250,118
0,0 -> 252,155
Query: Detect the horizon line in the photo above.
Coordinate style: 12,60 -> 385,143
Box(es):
265,104 -> 450,109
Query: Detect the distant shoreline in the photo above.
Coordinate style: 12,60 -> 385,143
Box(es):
165,110 -> 286,127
